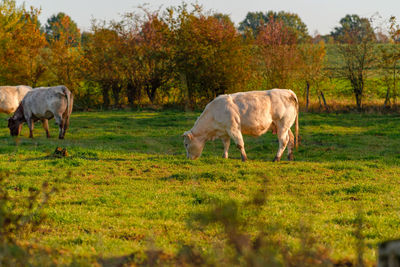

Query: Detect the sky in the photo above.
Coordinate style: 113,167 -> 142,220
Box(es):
15,0 -> 400,35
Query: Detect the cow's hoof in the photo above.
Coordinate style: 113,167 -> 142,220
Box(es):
273,156 -> 281,162
288,154 -> 294,161
58,136 -> 64,140
241,155 -> 247,162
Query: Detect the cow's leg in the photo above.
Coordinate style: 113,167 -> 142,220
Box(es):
54,115 -> 65,139
228,129 -> 247,162
273,128 -> 290,162
26,117 -> 34,138
287,129 -> 295,161
42,119 -> 50,138
222,136 -> 230,159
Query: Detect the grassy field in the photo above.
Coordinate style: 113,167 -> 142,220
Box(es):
1,110 -> 400,265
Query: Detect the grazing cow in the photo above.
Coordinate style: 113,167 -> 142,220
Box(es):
8,86 -> 74,139
0,85 -> 32,114
183,89 -> 299,162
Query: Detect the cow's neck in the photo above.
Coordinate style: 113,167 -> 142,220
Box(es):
190,108 -> 214,142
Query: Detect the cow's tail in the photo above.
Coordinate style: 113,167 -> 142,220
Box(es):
62,86 -> 73,121
295,102 -> 299,150
290,90 -> 299,150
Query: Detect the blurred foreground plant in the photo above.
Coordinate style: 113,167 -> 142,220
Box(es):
0,170 -> 57,266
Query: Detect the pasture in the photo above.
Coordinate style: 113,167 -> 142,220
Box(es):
0,110 -> 400,265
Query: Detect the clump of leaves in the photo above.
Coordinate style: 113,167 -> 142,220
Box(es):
52,147 -> 68,158
0,171 -> 57,266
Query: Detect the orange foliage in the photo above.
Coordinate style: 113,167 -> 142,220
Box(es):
168,5 -> 252,107
0,8 -> 47,86
42,15 -> 84,94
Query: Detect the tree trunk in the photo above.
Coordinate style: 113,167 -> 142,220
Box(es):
317,91 -> 322,111
102,82 -> 110,109
320,90 -> 329,112
355,92 -> 362,111
145,76 -> 161,104
393,61 -> 397,108
127,80 -> 142,108
145,85 -> 157,104
305,81 -> 310,112
180,71 -> 191,111
384,86 -> 391,109
111,82 -> 121,108
127,82 -> 135,107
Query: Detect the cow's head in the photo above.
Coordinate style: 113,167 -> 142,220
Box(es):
8,105 -> 25,137
8,117 -> 23,136
182,130 -> 204,160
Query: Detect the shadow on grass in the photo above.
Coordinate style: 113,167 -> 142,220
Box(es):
97,254 -> 136,267
21,156 -> 128,162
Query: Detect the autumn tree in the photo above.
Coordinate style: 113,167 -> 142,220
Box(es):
137,12 -> 172,103
42,13 -> 83,96
331,14 -> 376,43
167,4 -> 251,108
82,23 -> 123,108
0,0 -> 24,51
331,14 -> 376,110
239,11 -> 309,42
45,12 -> 81,46
0,1 -> 47,86
378,16 -> 400,108
112,17 -> 143,107
298,42 -> 326,111
255,18 -> 300,90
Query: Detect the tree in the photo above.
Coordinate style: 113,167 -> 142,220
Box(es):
82,23 -> 123,108
332,14 -> 376,110
331,14 -> 376,43
0,0 -> 24,44
0,1 -> 47,86
378,16 -> 400,108
239,11 -> 309,42
255,18 -> 300,90
167,4 -> 251,109
42,13 -> 83,96
113,17 -> 144,107
298,42 -> 327,111
115,8 -> 173,106
45,12 -> 81,46
238,11 -> 265,36
138,12 -> 171,104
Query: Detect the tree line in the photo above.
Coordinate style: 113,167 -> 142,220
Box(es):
0,0 -> 399,111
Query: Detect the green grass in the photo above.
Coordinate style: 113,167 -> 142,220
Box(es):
1,110 -> 400,265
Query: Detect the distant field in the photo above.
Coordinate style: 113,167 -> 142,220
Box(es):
0,110 -> 400,265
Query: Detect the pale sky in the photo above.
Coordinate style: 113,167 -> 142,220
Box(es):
16,0 -> 400,35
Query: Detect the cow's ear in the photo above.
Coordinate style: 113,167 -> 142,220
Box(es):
182,131 -> 193,140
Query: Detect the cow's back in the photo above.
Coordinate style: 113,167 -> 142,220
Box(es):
23,86 -> 67,119
15,85 -> 32,102
229,89 -> 297,136
0,86 -> 31,114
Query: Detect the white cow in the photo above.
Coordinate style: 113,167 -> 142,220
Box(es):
183,89 -> 299,162
8,86 -> 73,139
0,85 -> 32,114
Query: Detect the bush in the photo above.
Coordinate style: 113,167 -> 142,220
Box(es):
0,171 -> 57,266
